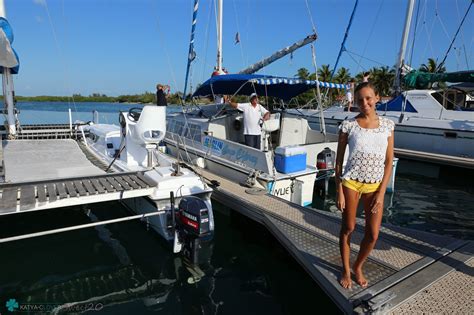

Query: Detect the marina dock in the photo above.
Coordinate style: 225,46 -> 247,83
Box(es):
394,147 -> 474,169
0,135 -> 471,313
196,167 -> 473,314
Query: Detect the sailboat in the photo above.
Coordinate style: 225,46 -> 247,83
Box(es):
163,0 -> 397,206
0,0 -> 215,267
285,0 -> 474,168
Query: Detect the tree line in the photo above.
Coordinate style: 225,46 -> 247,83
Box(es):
14,92 -> 186,104
11,58 -> 447,106
293,58 -> 446,107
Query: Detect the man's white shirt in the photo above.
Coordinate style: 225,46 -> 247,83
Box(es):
237,102 -> 269,135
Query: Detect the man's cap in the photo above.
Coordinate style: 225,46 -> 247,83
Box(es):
250,92 -> 258,99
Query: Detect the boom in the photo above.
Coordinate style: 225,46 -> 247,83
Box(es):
238,33 -> 317,75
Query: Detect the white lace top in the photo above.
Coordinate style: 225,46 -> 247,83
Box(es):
339,117 -> 394,183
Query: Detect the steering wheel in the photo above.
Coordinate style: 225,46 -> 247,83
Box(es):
128,107 -> 143,122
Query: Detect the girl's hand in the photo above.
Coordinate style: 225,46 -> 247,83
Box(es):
336,190 -> 345,212
370,192 -> 384,214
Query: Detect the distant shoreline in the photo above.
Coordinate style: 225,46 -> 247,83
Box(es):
7,92 -> 186,104
17,100 -> 147,105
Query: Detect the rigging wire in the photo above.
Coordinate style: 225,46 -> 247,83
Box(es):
213,0 -> 218,66
455,0 -> 470,69
231,0 -> 246,69
344,49 -> 387,67
150,1 -> 181,105
437,0 -> 473,71
304,0 -> 317,33
420,1 -> 437,65
434,0 -> 452,42
42,0 -> 78,114
330,0 -> 359,80
408,0 -> 422,67
354,0 -> 384,75
199,0 -> 214,85
244,0 -> 251,66
345,51 -> 367,71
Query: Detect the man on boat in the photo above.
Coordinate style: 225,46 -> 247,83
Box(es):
345,80 -> 355,111
156,84 -> 170,106
228,93 -> 270,150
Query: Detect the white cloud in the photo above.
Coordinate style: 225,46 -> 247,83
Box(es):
35,16 -> 43,23
33,0 -> 46,7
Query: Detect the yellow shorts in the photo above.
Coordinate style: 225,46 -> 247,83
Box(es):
342,179 -> 380,194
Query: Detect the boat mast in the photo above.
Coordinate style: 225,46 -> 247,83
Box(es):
238,34 -> 317,75
0,0 -> 17,137
216,0 -> 224,74
182,0 -> 199,101
392,0 -> 415,95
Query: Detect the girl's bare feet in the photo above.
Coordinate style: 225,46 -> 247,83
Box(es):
353,266 -> 368,288
339,270 -> 352,289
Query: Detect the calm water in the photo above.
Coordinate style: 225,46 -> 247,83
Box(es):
1,102 -> 472,314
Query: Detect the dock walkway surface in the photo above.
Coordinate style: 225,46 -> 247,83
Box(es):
196,167 -> 473,314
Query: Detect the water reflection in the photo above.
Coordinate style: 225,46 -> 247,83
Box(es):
311,171 -> 474,240
0,201 -> 340,314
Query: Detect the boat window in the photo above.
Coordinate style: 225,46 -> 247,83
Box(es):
183,123 -> 202,142
432,91 -> 467,111
166,119 -> 202,141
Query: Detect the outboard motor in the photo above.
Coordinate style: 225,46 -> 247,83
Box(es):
315,147 -> 336,197
175,196 -> 213,265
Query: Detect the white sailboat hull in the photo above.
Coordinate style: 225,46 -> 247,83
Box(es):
165,138 -> 317,206
288,111 -> 474,160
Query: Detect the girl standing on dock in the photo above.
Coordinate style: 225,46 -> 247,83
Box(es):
335,82 -> 394,289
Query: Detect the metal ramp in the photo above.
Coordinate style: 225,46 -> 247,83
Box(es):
13,124 -> 88,140
196,167 -> 473,314
0,172 -> 157,216
262,212 -> 472,314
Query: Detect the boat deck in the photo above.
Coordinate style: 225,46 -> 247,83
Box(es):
0,171 -> 157,216
0,139 -> 157,216
196,167 -> 473,314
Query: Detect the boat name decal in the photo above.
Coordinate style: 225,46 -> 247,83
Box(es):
203,137 -> 258,166
274,186 -> 291,197
203,137 -> 224,153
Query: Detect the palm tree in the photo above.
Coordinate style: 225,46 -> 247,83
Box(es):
316,64 -> 334,104
296,67 -> 310,80
418,58 -> 447,88
419,58 -> 446,73
317,64 -> 332,82
334,67 -> 352,84
372,66 -> 395,96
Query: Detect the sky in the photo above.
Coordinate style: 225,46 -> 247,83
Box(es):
4,0 -> 473,96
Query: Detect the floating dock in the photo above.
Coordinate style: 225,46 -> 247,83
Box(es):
394,147 -> 474,169
196,167 -> 473,314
